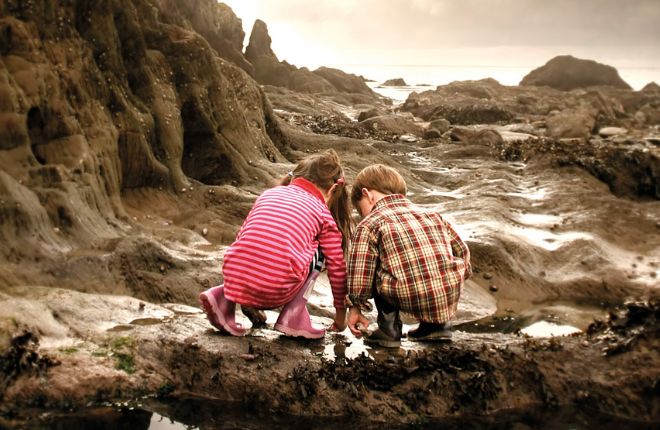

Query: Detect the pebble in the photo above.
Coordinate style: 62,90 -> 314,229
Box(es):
202,228 -> 208,236
489,285 -> 499,292
577,390 -> 590,400
159,264 -> 165,273
483,272 -> 493,280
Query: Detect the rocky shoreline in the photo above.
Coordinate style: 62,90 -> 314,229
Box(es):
0,287 -> 657,427
1,0 -> 659,427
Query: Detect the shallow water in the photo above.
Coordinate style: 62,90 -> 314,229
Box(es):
15,399 -> 655,430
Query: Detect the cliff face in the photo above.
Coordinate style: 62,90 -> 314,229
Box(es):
156,0 -> 255,76
0,0 -> 287,280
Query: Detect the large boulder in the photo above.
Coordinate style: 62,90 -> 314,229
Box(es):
382,78 -> 407,86
357,108 -> 385,122
642,82 -> 660,93
520,55 -> 631,91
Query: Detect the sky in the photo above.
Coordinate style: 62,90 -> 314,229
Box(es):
220,0 -> 660,89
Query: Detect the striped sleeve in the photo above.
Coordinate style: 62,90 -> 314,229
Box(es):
318,210 -> 347,309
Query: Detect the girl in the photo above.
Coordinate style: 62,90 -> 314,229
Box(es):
200,149 -> 352,339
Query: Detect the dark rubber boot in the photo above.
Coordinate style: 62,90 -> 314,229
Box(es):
407,321 -> 453,341
365,294 -> 402,348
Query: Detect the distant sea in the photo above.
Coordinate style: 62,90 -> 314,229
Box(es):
335,63 -> 660,104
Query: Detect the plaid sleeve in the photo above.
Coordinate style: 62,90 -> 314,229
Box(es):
347,223 -> 379,303
445,220 -> 472,279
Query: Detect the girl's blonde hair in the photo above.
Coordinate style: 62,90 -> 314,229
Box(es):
280,149 -> 353,254
350,164 -> 407,209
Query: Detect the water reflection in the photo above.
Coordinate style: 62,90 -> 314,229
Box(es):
18,400 -> 653,430
520,320 -> 581,337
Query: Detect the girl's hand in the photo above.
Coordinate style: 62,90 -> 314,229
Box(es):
330,307 -> 347,332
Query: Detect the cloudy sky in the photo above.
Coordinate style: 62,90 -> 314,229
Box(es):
221,0 -> 660,88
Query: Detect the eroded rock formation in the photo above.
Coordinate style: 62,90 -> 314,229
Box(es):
245,19 -> 378,98
0,0 -> 288,291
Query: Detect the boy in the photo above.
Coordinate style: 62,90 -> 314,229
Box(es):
346,165 -> 471,348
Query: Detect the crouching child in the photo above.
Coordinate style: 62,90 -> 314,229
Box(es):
346,164 -> 471,348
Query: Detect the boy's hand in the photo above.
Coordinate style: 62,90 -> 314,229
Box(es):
347,306 -> 370,337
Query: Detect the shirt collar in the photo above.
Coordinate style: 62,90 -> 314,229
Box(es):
373,194 -> 408,211
290,177 -> 326,203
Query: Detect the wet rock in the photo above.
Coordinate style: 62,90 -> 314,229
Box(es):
501,123 -> 538,135
490,136 -> 660,199
429,118 -> 451,134
587,298 -> 659,356
0,330 -> 56,395
357,108 -> 385,122
424,129 -> 443,139
450,127 -> 504,146
398,134 -> 417,142
634,104 -> 660,126
520,55 -> 631,91
361,114 -> 424,137
546,108 -> 596,139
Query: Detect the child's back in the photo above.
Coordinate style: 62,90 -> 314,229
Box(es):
223,182 -> 346,309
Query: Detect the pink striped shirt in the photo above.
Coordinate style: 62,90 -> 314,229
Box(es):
222,178 -> 347,309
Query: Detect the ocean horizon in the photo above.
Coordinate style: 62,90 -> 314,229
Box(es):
335,63 -> 659,100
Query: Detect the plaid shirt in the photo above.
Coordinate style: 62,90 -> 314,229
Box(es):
347,194 -> 471,323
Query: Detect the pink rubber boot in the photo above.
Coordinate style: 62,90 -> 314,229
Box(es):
274,270 -> 325,339
199,285 -> 246,336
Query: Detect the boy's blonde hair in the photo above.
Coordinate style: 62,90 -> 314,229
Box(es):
351,164 -> 407,208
